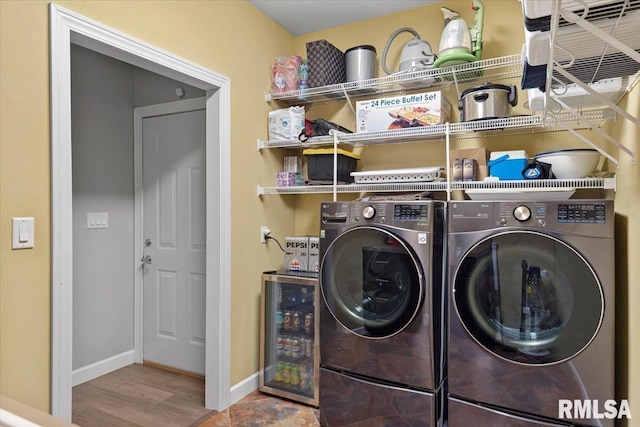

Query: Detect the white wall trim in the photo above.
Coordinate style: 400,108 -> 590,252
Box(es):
72,351 -> 135,387
133,97 -> 207,365
50,4 -> 231,420
230,372 -> 260,406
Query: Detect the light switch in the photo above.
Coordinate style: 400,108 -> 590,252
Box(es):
12,217 -> 34,249
87,212 -> 109,229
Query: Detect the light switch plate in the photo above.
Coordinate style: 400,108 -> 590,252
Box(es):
12,217 -> 35,249
87,212 -> 109,229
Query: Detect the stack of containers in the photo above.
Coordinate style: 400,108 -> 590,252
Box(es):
284,236 -> 319,273
276,156 -> 304,187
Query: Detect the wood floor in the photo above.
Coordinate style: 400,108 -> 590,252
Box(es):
72,363 -> 215,427
72,363 -> 319,427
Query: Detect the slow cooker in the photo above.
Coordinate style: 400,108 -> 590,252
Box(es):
458,83 -> 518,121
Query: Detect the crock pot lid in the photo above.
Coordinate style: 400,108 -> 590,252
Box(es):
345,45 -> 377,54
460,83 -> 513,99
535,148 -> 598,157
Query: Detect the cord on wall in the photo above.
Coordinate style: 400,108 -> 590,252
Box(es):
266,235 -> 285,252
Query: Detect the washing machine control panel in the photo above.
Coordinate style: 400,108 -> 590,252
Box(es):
557,203 -> 606,223
513,205 -> 532,222
393,204 -> 429,221
362,205 -> 376,219
496,202 -> 546,227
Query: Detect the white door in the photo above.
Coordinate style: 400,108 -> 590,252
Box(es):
142,108 -> 206,375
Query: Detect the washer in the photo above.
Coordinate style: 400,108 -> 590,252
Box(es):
447,200 -> 615,427
318,200 -> 446,426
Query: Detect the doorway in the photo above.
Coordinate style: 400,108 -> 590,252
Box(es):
50,4 -> 231,421
135,99 -> 207,375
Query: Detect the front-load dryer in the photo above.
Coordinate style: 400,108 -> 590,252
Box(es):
318,200 -> 446,426
447,200 -> 615,427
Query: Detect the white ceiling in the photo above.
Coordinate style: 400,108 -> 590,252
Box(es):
248,0 -> 443,36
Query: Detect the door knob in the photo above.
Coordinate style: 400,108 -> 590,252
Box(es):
141,255 -> 152,265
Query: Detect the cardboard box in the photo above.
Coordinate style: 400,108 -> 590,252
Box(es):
449,148 -> 489,181
284,156 -> 302,173
463,158 -> 477,181
356,91 -> 451,133
276,172 -> 303,187
284,236 -> 309,272
308,237 -> 319,273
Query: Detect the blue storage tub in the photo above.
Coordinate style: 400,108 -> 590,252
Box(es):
488,151 -> 528,180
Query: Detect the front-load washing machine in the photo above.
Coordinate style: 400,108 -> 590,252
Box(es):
447,200 -> 615,427
318,200 -> 446,426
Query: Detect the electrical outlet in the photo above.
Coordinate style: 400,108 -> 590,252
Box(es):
260,226 -> 270,244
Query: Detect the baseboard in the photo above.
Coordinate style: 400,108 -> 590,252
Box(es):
72,350 -> 135,386
230,371 -> 259,405
72,354 -> 257,406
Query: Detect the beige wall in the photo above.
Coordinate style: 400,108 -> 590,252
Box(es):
291,0 -> 640,424
1,0 -> 638,423
0,0 -> 295,411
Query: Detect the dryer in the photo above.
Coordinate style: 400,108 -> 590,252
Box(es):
318,200 -> 446,426
447,200 -> 615,427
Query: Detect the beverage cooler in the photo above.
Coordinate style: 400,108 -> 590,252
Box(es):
260,271 -> 319,406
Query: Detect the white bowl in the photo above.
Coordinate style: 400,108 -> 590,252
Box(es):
534,149 -> 601,179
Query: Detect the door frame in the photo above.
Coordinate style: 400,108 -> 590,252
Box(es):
50,4 -> 231,420
133,97 -> 207,367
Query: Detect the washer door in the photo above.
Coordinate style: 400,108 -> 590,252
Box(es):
320,227 -> 423,339
453,231 -> 604,365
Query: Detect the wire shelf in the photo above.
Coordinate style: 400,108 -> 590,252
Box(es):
258,177 -> 615,196
257,111 -> 616,150
265,54 -> 523,104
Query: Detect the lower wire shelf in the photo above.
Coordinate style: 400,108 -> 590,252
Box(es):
258,177 -> 615,196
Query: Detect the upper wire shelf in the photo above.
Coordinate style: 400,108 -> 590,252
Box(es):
265,54 -> 523,104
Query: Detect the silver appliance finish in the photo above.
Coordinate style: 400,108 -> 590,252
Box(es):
447,200 -> 615,427
345,45 -> 377,82
319,200 -> 446,426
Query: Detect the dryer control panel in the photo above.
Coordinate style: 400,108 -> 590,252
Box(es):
449,200 -> 613,236
557,203 -> 606,224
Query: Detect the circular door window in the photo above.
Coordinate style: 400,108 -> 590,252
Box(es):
320,227 -> 423,339
453,231 -> 604,365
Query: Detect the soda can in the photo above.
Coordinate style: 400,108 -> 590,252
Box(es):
290,363 -> 300,386
293,311 -> 302,331
283,310 -> 292,330
275,361 -> 284,382
282,363 -> 291,384
304,338 -> 314,358
283,336 -> 291,357
299,364 -> 309,390
304,312 -> 314,335
292,338 -> 301,359
276,310 -> 284,330
276,335 -> 284,356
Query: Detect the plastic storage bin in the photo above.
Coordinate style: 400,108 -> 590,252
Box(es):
303,148 -> 360,183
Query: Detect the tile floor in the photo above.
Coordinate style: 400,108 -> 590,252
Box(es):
197,391 -> 319,427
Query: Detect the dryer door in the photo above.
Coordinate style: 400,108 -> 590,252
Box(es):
453,231 -> 604,365
320,226 -> 423,339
